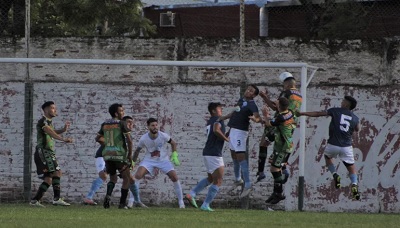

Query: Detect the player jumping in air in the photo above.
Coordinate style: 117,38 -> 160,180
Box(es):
299,96 -> 361,200
219,85 -> 261,198
257,72 -> 302,183
132,118 -> 185,208
185,102 -> 229,211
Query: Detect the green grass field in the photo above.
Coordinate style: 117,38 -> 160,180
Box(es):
0,204 -> 398,228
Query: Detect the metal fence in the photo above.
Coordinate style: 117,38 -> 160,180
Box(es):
0,0 -> 399,39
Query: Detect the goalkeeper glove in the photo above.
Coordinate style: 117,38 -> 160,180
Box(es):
130,160 -> 135,170
170,151 -> 180,166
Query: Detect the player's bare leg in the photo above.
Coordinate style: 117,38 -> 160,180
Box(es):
167,170 -> 185,208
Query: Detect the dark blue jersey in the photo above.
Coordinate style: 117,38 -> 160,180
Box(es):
203,116 -> 225,157
327,107 -> 359,147
227,98 -> 259,131
95,145 -> 105,158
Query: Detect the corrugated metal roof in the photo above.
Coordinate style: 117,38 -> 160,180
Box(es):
141,0 -> 290,8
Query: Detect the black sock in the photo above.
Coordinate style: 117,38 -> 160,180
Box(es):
258,146 -> 268,173
120,188 -> 129,205
52,176 -> 61,201
32,182 -> 50,201
106,182 -> 115,196
271,171 -> 284,194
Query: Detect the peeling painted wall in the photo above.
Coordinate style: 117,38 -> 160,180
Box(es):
0,37 -> 399,212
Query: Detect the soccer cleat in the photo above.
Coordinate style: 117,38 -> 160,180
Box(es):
351,184 -> 361,200
185,193 -> 198,208
83,198 -> 97,205
127,200 -> 134,209
103,195 -> 111,209
265,194 -> 275,204
52,198 -> 71,206
200,205 -> 215,212
118,204 -> 129,209
30,200 -> 45,208
333,173 -> 341,189
268,193 -> 286,205
135,202 -> 149,208
240,187 -> 252,198
256,172 -> 266,183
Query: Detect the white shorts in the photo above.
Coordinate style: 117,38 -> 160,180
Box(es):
203,156 -> 224,174
229,128 -> 248,152
139,159 -> 175,176
324,143 -> 355,164
95,157 -> 106,173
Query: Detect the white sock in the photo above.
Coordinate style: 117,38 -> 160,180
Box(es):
128,191 -> 134,203
173,180 -> 184,206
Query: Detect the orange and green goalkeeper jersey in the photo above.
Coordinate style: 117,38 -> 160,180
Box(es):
36,116 -> 55,152
98,119 -> 131,162
269,110 -> 295,154
279,88 -> 302,121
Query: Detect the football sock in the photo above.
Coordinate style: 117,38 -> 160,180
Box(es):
258,146 -> 268,173
106,182 -> 115,196
52,176 -> 61,201
129,182 -> 140,202
203,184 -> 219,208
173,181 -> 184,204
233,159 -> 241,181
272,171 -> 284,193
32,182 -> 50,201
86,177 -> 104,199
239,160 -> 251,188
349,174 -> 358,185
120,188 -> 129,205
327,164 -> 336,174
190,178 -> 210,197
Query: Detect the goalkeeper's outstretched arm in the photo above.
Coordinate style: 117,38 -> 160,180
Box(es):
299,111 -> 329,117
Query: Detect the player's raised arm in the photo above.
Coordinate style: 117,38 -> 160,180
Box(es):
249,112 -> 262,123
213,122 -> 229,142
260,89 -> 278,111
355,123 -> 361,132
43,125 -> 73,143
299,111 -> 329,117
55,121 -> 70,134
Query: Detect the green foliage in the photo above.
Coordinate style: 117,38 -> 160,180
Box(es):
31,0 -> 156,37
300,0 -> 372,40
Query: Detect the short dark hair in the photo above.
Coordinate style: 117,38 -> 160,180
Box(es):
344,96 -> 357,110
278,97 -> 290,110
249,84 -> 259,96
208,102 -> 222,114
109,103 -> 123,118
123,116 -> 133,121
147,117 -> 158,126
41,101 -> 54,110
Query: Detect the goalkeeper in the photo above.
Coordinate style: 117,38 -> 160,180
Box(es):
132,118 -> 185,208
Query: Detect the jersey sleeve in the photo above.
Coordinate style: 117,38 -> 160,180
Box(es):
270,115 -> 284,126
162,132 -> 171,143
249,102 -> 259,114
97,123 -> 104,136
327,108 -> 334,117
137,136 -> 145,148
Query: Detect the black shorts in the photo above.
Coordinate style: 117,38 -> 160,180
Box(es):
34,147 -> 60,180
105,161 -> 129,176
269,150 -> 290,168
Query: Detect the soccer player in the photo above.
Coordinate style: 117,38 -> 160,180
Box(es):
97,103 -> 136,209
219,85 -> 261,198
132,118 -> 185,208
299,96 -> 361,200
263,97 -> 295,204
185,102 -> 229,211
30,101 -> 73,207
256,72 -> 302,183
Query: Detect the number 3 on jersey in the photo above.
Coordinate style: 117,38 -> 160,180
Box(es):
340,114 -> 352,132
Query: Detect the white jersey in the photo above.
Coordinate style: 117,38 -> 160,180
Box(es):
138,131 -> 171,162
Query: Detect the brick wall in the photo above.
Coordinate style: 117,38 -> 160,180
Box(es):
0,37 -> 399,212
